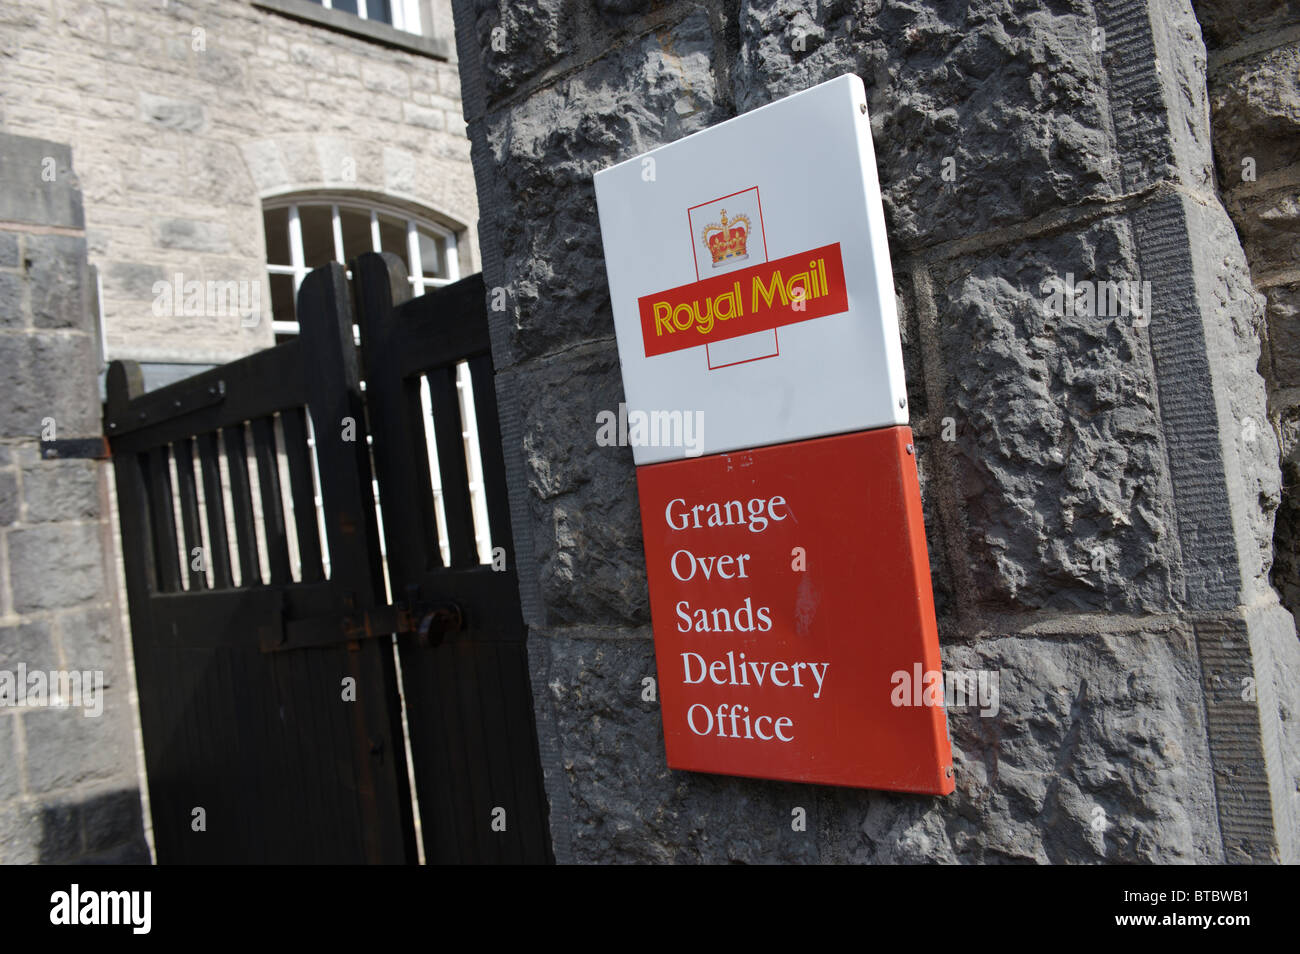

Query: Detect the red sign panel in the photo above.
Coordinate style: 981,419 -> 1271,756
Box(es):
635,427 -> 954,793
637,243 -> 849,357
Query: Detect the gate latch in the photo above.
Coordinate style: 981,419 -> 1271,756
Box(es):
263,593 -> 464,653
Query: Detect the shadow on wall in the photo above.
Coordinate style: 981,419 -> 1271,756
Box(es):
37,787 -> 150,864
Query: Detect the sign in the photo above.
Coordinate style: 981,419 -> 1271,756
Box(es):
594,74 -> 953,794
594,73 -> 907,465
636,428 -> 953,793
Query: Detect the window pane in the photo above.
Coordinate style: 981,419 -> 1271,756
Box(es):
417,229 -> 448,280
368,0 -> 394,25
338,207 -> 372,264
377,213 -> 409,273
298,205 -> 335,268
269,273 -> 296,325
263,208 -> 290,266
333,0 -> 358,14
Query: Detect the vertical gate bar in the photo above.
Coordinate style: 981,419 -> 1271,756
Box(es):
354,252 -> 443,576
105,361 -> 176,858
223,423 -> 262,587
308,646 -> 363,861
173,437 -> 207,591
251,416 -> 293,586
196,431 -> 234,589
424,364 -> 478,568
466,354 -> 513,565
298,259 -> 417,864
415,652 -> 462,861
469,642 -> 518,862
279,407 -> 325,583
145,445 -> 183,593
434,643 -> 479,862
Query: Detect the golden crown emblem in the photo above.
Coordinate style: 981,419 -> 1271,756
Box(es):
701,209 -> 751,266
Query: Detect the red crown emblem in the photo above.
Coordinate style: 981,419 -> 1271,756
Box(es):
701,208 -> 751,266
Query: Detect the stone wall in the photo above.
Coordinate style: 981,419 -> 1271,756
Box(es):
0,133 -> 149,864
0,0 -> 476,369
453,0 -> 1300,862
1195,0 -> 1300,634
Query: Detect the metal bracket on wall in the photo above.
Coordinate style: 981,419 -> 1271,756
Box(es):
40,438 -> 111,460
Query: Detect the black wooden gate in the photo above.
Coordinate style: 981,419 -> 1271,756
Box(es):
106,255 -> 551,864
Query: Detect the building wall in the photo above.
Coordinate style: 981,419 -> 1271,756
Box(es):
453,0 -> 1300,862
0,0 -> 477,370
0,133 -> 149,863
0,0 -> 481,863
1196,0 -> 1300,633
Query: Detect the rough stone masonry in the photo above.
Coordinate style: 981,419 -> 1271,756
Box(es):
451,0 -> 1300,862
0,132 -> 149,863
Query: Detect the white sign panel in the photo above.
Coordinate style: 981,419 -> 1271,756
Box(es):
594,73 -> 907,465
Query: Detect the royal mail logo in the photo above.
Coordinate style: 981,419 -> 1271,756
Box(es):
702,208 -> 751,266
639,243 -> 849,358
642,187 -> 850,361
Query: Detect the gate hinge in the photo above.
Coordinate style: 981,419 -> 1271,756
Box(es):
41,437 -> 111,460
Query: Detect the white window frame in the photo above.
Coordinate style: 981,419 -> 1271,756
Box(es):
313,0 -> 424,36
265,196 -> 460,337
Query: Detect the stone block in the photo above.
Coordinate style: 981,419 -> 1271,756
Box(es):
0,619 -> 60,673
0,718 -> 19,801
734,0 -> 1119,250
57,608 -> 120,685
21,702 -> 133,794
818,627 -> 1219,862
0,470 -> 17,526
7,523 -> 105,612
0,333 -> 99,439
546,633 -> 822,863
0,231 -> 19,268
24,233 -> 89,330
1209,40 -> 1300,185
482,7 -> 723,364
0,134 -> 84,229
106,261 -> 168,300
931,216 -> 1179,613
152,218 -> 232,254
80,785 -> 146,855
515,345 -> 649,625
138,92 -> 208,132
1265,282 -> 1300,385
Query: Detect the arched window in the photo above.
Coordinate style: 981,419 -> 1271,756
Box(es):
262,195 -> 461,341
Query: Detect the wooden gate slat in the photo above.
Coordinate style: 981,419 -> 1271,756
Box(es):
279,407 -> 325,584
424,366 -> 479,568
173,437 -> 207,591
196,431 -> 234,589
145,446 -> 183,594
251,416 -> 294,586
467,355 -> 513,566
222,423 -> 262,588
470,643 -> 519,862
